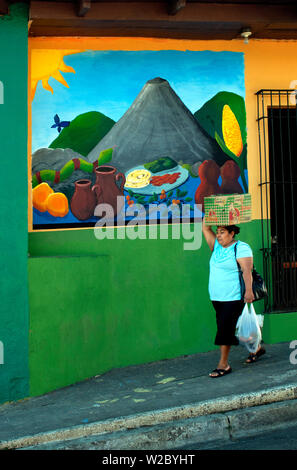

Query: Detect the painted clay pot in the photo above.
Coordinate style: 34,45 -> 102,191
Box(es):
194,160 -> 221,211
220,160 -> 243,194
71,179 -> 97,220
92,165 -> 126,216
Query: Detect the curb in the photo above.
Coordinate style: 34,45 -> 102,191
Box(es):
1,383 -> 297,450
22,400 -> 297,450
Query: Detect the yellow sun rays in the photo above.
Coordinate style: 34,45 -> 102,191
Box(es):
31,50 -> 83,100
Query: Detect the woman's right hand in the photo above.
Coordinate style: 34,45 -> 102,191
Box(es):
202,217 -> 216,251
244,289 -> 255,304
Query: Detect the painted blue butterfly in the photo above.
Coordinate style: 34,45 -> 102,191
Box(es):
51,114 -> 70,133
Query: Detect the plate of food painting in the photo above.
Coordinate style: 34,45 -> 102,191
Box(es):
124,158 -> 190,195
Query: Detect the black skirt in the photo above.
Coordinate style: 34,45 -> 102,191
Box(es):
212,300 -> 245,346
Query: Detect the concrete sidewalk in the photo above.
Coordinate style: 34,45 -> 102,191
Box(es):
0,341 -> 297,450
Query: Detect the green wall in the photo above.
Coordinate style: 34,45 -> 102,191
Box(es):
0,4 -> 29,403
28,220 -> 289,397
28,225 -> 213,396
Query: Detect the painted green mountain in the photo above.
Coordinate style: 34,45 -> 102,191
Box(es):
49,111 -> 115,157
194,91 -> 246,146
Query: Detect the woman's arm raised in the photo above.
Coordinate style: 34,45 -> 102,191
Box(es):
202,218 -> 216,251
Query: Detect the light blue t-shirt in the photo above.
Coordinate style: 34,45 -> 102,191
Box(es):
209,239 -> 253,301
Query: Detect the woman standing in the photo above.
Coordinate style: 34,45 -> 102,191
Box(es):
202,219 -> 265,378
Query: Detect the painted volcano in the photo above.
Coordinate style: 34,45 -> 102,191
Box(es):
87,77 -> 230,173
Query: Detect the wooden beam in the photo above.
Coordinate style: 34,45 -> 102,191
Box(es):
0,0 -> 9,15
168,0 -> 186,16
29,1 -> 297,39
29,1 -> 297,23
77,0 -> 91,18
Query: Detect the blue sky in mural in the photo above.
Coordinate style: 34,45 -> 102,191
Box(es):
32,50 -> 245,152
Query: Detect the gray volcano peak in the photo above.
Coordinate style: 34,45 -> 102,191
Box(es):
87,78 -> 229,173
146,77 -> 168,85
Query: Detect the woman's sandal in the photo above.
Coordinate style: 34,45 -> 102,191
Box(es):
209,366 -> 232,378
246,347 -> 266,363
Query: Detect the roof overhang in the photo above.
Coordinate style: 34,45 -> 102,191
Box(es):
5,1 -> 297,40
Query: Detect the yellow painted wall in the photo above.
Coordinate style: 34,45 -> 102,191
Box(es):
28,37 -> 297,223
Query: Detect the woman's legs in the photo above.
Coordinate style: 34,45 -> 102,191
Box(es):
246,339 -> 266,363
209,345 -> 231,377
209,300 -> 244,377
218,345 -> 231,368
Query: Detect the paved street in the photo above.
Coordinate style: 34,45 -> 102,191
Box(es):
181,423 -> 297,450
1,342 -> 296,450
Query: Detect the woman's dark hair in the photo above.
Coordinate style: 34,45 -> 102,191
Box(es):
217,225 -> 240,237
226,225 -> 240,235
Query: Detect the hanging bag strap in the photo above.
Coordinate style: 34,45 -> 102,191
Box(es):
234,242 -> 241,271
234,242 -> 245,299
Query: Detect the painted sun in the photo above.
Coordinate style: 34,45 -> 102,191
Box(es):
31,50 -> 82,100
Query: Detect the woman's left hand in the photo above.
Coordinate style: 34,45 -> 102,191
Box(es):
244,290 -> 255,303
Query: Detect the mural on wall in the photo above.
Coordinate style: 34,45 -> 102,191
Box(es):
31,49 -> 247,229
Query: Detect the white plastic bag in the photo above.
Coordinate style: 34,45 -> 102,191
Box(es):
257,314 -> 264,328
236,303 -> 262,353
